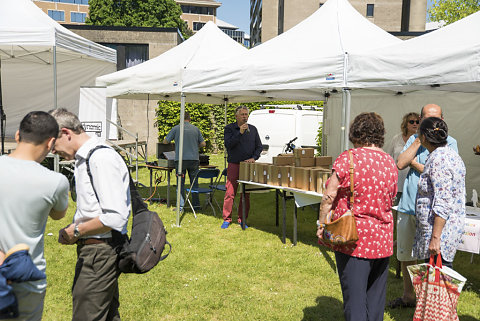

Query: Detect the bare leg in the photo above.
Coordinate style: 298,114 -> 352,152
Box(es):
401,260 -> 416,303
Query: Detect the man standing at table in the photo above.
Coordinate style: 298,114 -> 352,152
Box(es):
388,103 -> 458,309
222,106 -> 263,229
163,111 -> 206,211
50,108 -> 130,321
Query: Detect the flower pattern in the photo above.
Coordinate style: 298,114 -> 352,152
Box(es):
326,148 -> 398,259
413,146 -> 466,262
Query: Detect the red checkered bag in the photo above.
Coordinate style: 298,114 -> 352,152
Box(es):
407,254 -> 467,321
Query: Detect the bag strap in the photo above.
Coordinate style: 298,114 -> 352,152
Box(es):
428,253 -> 443,283
348,150 -> 354,211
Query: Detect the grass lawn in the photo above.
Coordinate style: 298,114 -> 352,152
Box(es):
43,153 -> 480,320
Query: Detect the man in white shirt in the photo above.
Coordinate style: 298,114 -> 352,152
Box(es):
0,111 -> 69,320
50,108 -> 130,321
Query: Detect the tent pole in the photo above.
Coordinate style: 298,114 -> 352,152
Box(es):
321,96 -> 327,156
175,93 -> 186,227
340,89 -> 347,151
223,96 -> 228,172
53,46 -> 57,109
344,88 -> 351,151
0,58 -> 5,155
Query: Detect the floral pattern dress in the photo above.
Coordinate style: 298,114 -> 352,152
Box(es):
413,146 -> 466,262
325,148 -> 398,259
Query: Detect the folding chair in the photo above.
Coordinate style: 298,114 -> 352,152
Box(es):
185,168 -> 220,218
209,168 -> 238,213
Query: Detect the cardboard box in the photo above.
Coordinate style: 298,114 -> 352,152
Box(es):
314,171 -> 331,193
295,157 -> 315,167
273,155 -> 295,166
315,156 -> 333,167
279,166 -> 291,187
294,148 -> 315,158
308,169 -> 317,192
254,163 -> 268,184
288,166 -> 295,188
266,165 -> 281,186
157,158 -> 175,168
239,162 -> 249,181
294,167 -> 310,190
249,162 -> 255,181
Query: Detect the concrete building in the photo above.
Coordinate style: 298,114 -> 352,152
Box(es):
33,0 -> 89,24
250,0 -> 428,46
175,0 -> 221,31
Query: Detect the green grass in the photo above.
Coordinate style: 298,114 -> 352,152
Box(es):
42,153 -> 480,320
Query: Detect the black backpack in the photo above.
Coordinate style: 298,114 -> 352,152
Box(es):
86,145 -> 171,274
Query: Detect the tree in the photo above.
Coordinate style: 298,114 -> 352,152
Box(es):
429,0 -> 480,25
86,0 -> 193,38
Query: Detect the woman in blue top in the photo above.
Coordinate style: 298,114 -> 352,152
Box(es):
414,117 -> 466,267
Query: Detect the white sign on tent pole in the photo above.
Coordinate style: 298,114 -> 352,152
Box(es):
78,86 -> 118,141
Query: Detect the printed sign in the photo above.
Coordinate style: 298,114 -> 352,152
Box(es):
458,208 -> 480,254
82,121 -> 102,137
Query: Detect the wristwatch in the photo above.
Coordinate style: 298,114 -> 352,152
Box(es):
73,224 -> 81,238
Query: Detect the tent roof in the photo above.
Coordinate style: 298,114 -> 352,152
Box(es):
0,0 -> 116,63
348,11 -> 480,92
96,21 -> 251,103
183,0 -> 401,101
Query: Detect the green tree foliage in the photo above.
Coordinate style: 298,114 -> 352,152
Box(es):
86,0 -> 192,38
156,101 -> 323,154
429,0 -> 480,25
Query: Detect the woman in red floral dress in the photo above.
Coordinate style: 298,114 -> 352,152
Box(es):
317,112 -> 398,321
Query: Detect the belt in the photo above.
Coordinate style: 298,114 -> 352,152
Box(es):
77,238 -> 113,245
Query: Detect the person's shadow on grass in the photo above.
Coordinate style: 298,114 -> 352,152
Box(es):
301,296 -> 344,321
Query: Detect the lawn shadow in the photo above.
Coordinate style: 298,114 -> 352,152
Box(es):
318,246 -> 337,273
459,315 -> 480,321
301,296 -> 344,321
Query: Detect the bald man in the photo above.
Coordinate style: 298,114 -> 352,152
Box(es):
388,104 -> 458,308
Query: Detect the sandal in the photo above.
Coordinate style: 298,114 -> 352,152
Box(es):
387,297 -> 416,309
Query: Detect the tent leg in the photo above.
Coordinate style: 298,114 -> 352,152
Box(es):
343,88 -> 351,151
0,58 -> 5,155
176,93 -> 186,227
53,46 -> 57,109
223,97 -> 228,181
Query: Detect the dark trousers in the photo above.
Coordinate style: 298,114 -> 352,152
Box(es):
175,160 -> 200,209
335,252 -> 390,321
72,243 -> 120,321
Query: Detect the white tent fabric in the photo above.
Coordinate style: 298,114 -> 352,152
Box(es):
96,21 -> 250,103
325,90 -> 480,198
0,0 -> 116,136
348,10 -> 480,92
183,0 -> 401,100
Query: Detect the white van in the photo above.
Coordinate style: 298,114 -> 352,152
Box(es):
248,105 -> 323,163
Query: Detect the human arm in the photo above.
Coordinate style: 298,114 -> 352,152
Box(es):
58,217 -> 112,245
316,171 -> 340,239
397,136 -> 421,170
428,215 -> 446,255
163,127 -> 176,144
224,125 -> 241,149
49,175 -> 69,220
198,128 -> 206,148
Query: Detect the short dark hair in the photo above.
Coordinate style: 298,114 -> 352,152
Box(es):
349,112 -> 385,148
184,112 -> 191,121
48,108 -> 84,135
18,111 -> 59,145
419,117 -> 448,147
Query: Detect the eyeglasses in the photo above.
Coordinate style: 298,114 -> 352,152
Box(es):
408,120 -> 420,125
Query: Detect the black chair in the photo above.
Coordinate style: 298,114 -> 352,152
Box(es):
185,168 -> 220,217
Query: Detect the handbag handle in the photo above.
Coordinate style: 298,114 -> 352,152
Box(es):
347,150 -> 354,212
428,253 -> 443,283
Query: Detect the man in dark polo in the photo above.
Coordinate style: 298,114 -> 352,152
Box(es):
221,106 -> 262,229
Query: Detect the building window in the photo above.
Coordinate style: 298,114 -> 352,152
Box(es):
71,12 -> 87,23
181,5 -> 214,15
48,10 -> 65,21
193,22 -> 206,31
101,44 -> 148,71
366,4 -> 374,17
42,0 -> 89,3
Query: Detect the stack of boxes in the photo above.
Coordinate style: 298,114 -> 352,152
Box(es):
238,148 -> 332,193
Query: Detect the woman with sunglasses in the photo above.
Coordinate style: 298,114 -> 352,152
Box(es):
386,112 -> 420,202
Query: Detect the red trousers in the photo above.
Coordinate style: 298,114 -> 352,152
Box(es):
222,162 -> 250,223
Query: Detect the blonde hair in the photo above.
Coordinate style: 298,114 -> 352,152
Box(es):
401,112 -> 420,136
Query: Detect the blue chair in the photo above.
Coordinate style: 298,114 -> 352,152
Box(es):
185,168 -> 220,217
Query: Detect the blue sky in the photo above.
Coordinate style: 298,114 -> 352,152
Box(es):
217,0 -> 436,34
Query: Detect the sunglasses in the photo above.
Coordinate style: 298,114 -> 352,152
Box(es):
408,120 -> 420,125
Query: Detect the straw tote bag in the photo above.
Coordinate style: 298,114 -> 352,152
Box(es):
322,150 -> 359,245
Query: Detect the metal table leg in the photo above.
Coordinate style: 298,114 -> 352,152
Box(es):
293,205 -> 298,246
241,183 -> 246,230
167,169 -> 171,207
275,190 -> 279,226
282,191 -> 287,244
149,167 -> 153,197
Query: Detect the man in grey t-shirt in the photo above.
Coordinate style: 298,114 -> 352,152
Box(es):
0,111 -> 69,320
163,112 -> 206,210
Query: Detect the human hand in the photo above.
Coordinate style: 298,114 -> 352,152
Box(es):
239,123 -> 249,134
245,158 -> 255,163
428,236 -> 441,256
58,224 -> 78,245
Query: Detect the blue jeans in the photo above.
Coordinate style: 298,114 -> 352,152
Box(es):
175,160 -> 200,210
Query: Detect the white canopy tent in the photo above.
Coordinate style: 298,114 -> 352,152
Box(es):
183,0 -> 402,149
0,0 -> 116,148
96,21 -> 249,226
